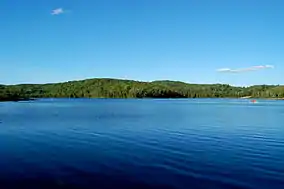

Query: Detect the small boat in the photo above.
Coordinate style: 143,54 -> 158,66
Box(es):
251,99 -> 257,103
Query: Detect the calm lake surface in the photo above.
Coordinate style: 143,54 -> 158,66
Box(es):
0,99 -> 283,189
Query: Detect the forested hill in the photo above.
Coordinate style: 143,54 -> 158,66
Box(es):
1,78 -> 284,100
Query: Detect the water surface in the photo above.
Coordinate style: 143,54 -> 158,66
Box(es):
0,99 -> 283,189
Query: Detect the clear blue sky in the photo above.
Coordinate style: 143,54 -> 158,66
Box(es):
1,0 -> 283,86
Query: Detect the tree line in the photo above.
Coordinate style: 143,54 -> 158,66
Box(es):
1,78 -> 284,101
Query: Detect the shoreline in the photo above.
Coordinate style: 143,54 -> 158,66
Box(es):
0,98 -> 33,102
1,78 -> 283,99
1,97 -> 283,102
239,96 -> 284,100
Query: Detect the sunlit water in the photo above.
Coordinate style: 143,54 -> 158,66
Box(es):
0,99 -> 283,189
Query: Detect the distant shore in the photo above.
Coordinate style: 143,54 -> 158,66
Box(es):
240,96 -> 284,100
240,96 -> 252,99
1,78 -> 284,99
0,98 -> 33,102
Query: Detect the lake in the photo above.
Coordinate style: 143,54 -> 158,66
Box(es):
0,98 -> 283,189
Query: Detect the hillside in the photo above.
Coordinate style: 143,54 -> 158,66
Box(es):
0,78 -> 283,100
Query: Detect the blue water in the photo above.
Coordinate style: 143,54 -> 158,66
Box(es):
0,99 -> 283,189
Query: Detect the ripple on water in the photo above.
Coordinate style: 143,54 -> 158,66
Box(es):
0,99 -> 284,189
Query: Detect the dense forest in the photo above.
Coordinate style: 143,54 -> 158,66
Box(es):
1,78 -> 284,101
